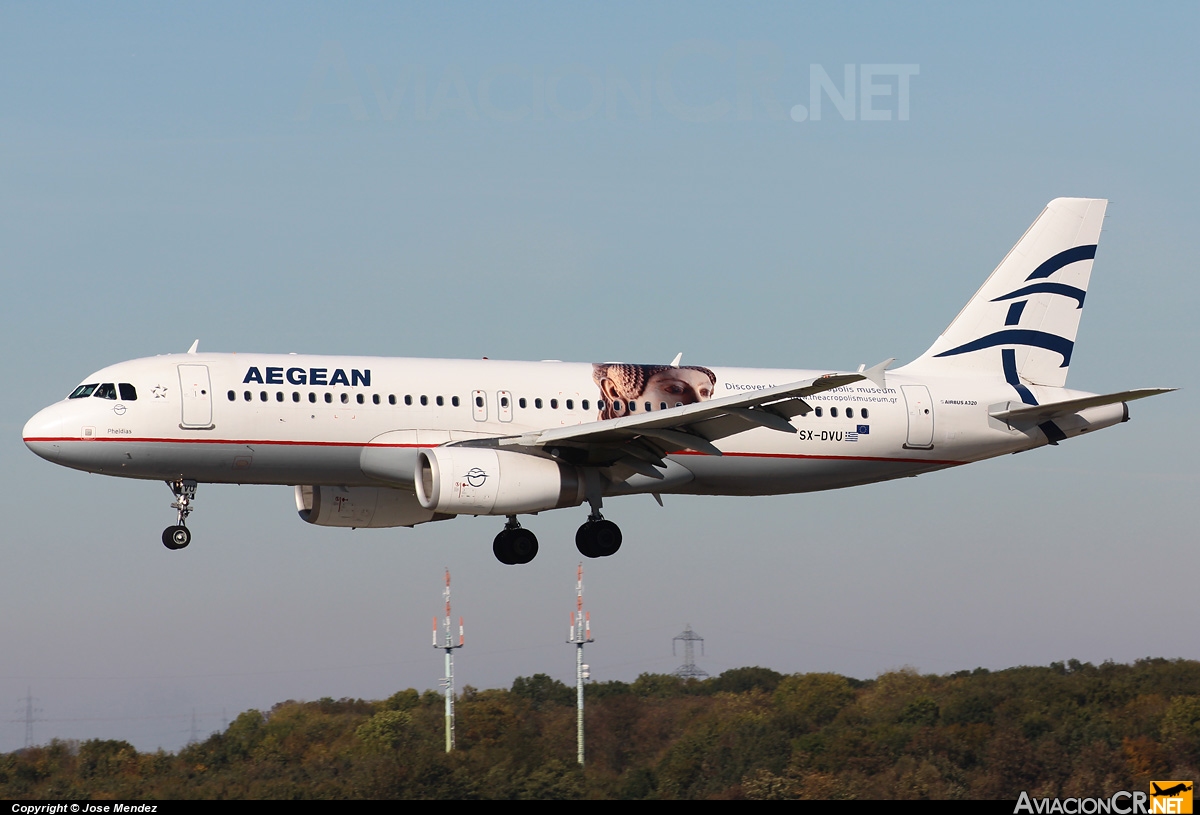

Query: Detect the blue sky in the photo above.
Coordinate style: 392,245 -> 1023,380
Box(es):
1,2 -> 1196,752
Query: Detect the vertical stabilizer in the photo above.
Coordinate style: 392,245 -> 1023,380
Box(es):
901,198 -> 1107,396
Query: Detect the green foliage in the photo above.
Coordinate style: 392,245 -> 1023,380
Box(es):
1161,695 -> 1200,766
707,666 -> 784,695
383,688 -> 421,712
774,673 -> 856,731
5,659 -> 1200,799
356,710 -> 414,752
631,673 -> 687,698
899,697 -> 940,727
76,739 -> 137,779
511,674 -> 575,709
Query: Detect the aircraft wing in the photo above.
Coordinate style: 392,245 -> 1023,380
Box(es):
989,387 -> 1175,425
453,360 -> 892,476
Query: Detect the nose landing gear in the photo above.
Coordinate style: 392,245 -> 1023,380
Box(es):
162,479 -> 197,550
493,516 -> 539,565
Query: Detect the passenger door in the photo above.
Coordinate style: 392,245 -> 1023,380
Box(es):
178,364 -> 214,429
901,385 -> 934,449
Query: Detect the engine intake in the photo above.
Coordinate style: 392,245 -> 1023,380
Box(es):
415,447 -> 584,516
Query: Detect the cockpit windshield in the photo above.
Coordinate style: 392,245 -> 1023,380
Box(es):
67,382 -> 137,400
69,384 -> 99,399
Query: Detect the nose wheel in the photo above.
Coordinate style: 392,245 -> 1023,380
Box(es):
493,517 -> 539,565
162,525 -> 191,550
576,516 -> 622,558
162,479 -> 197,550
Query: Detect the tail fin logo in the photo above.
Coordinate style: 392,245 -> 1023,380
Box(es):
934,329 -> 1074,368
991,282 -> 1087,309
1024,244 -> 1096,280
929,243 -> 1099,405
932,243 -> 1097,369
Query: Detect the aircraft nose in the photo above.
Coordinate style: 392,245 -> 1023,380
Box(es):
23,404 -> 64,461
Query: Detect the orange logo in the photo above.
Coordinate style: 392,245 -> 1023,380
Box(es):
1151,782 -> 1193,815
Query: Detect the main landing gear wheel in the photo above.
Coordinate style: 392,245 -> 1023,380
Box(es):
576,518 -> 622,558
162,479 -> 198,551
493,520 -> 539,565
162,525 -> 191,550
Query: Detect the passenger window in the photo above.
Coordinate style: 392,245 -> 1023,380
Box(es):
452,396 -> 460,407
535,398 -> 543,409
276,392 -> 284,402
582,400 -> 589,411
846,408 -> 854,418
309,393 -> 316,403
293,392 -> 300,402
475,396 -> 484,408
861,408 -> 869,419
260,391 -> 268,402
388,395 -> 396,405
69,384 -> 99,399
340,393 -> 349,404
227,390 -> 236,401
831,407 -> 838,418
325,393 -> 333,403
550,399 -> 558,409
815,406 -> 823,417
119,383 -> 137,401
500,396 -> 509,408
612,400 -> 621,412
645,402 -> 652,412
95,383 -> 117,400
629,401 -> 637,412
244,391 -> 252,402
436,396 -> 444,407
566,399 -> 574,410
420,395 -> 428,406
372,394 -> 380,405
660,402 -> 667,411
404,395 -> 412,406
519,398 -> 527,408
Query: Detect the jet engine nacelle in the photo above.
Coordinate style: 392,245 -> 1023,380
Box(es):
415,447 -> 584,516
296,485 -> 451,528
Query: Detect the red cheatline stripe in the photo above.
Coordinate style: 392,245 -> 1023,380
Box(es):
24,437 -> 964,466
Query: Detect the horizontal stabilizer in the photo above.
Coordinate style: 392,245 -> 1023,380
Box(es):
990,388 -> 1175,424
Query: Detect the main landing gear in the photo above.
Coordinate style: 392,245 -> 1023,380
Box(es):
491,514 -> 624,565
162,479 -> 197,550
576,514 -> 622,559
576,486 -> 621,559
493,517 -> 539,565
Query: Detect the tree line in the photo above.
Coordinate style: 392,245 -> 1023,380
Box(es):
3,658 -> 1199,799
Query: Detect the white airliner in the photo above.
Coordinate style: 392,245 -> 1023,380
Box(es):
23,198 -> 1172,564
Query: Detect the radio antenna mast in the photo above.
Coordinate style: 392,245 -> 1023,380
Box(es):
566,563 -> 594,765
433,568 -> 464,752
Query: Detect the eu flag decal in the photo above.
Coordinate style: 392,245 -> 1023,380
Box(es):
857,425 -> 870,434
